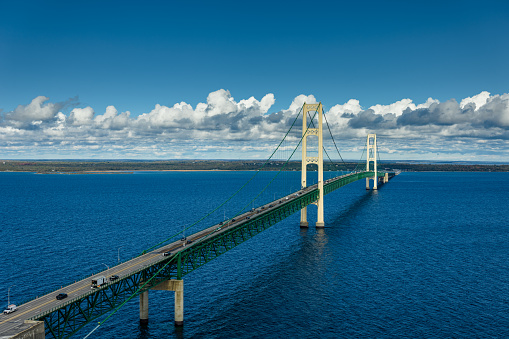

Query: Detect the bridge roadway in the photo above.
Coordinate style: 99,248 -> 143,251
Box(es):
0,170 -> 388,337
0,180 -> 325,336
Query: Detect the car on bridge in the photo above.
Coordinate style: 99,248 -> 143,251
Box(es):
109,275 -> 119,281
56,293 -> 67,300
3,304 -> 17,314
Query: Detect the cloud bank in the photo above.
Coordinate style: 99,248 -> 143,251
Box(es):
1,90 -> 508,161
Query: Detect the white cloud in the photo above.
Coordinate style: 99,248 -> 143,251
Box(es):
369,98 -> 417,116
68,107 -> 94,126
94,106 -> 130,130
417,97 -> 440,109
330,99 -> 362,115
5,96 -> 60,122
460,91 -> 490,110
0,90 -> 508,160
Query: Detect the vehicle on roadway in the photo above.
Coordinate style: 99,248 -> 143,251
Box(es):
109,275 -> 119,281
91,276 -> 107,288
56,293 -> 67,300
3,304 -> 17,314
163,251 -> 172,256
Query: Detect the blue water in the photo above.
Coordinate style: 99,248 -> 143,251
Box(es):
1,171 -> 509,338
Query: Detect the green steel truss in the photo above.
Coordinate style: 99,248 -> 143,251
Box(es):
323,171 -> 389,195
30,170 -> 390,338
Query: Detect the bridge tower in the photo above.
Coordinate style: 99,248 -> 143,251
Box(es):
300,103 -> 324,228
366,133 -> 378,190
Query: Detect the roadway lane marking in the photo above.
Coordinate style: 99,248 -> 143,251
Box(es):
0,298 -> 56,326
1,195 -> 315,328
66,252 -> 162,296
0,253 -> 161,326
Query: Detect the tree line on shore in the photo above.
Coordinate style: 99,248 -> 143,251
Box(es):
0,160 -> 508,173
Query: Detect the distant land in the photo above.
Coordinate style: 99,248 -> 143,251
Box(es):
0,160 -> 508,173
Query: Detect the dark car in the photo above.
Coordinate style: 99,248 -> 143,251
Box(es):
219,221 -> 223,225
56,293 -> 68,300
109,275 -> 119,281
163,251 -> 172,256
180,237 -> 187,242
186,240 -> 193,245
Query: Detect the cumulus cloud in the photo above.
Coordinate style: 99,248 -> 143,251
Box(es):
1,90 -> 508,160
5,96 -> 61,123
94,106 -> 130,130
68,107 -> 95,126
460,91 -> 490,110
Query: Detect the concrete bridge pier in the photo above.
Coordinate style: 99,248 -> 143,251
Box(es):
300,206 -> 309,228
140,291 -> 149,325
174,280 -> 184,326
150,279 -> 184,326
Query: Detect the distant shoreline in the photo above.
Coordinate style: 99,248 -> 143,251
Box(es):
1,160 -> 508,173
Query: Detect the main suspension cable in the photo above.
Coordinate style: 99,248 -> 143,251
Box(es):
323,108 -> 348,170
198,103 -> 323,243
141,104 -> 305,254
305,106 -> 343,174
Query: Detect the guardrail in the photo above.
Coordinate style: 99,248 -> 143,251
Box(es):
23,170 -> 387,338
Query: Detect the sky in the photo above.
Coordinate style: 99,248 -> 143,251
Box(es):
1,0 -> 508,161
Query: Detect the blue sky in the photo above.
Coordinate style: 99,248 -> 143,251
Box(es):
1,1 -> 508,161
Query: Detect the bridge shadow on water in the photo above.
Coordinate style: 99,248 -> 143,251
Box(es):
172,190 -> 384,338
131,187 -> 382,338
327,189 -> 379,228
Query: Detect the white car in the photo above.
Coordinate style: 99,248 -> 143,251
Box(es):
3,304 -> 17,314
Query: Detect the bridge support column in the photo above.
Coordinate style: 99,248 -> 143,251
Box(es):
301,102 -> 324,228
300,208 -> 309,228
174,280 -> 184,326
140,291 -> 149,325
316,101 -> 324,228
366,134 -> 378,190
300,103 -> 309,228
151,279 -> 184,326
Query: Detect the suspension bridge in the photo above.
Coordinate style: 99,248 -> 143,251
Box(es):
1,103 -> 397,338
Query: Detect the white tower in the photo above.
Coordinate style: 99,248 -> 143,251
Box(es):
300,103 -> 324,228
366,134 -> 377,190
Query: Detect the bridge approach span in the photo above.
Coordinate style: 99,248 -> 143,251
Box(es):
0,170 -> 393,338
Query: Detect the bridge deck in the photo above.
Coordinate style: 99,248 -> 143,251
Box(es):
0,170 -> 393,338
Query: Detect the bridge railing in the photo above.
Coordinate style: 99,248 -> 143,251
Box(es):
26,170 -> 397,338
